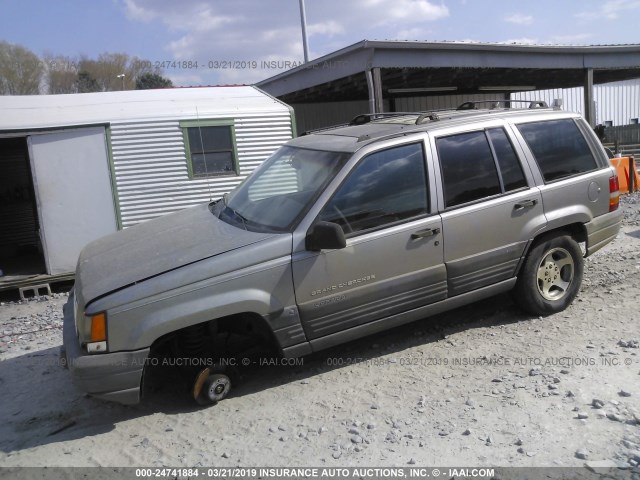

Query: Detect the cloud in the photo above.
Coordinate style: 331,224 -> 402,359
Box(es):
307,20 -> 344,37
134,3 -> 239,33
120,0 -> 451,85
122,0 -> 157,22
364,0 -> 449,22
576,0 -> 640,20
166,72 -> 206,86
601,0 -> 640,19
167,35 -> 199,60
502,38 -> 539,45
501,34 -> 592,46
121,0 -> 303,83
394,27 -> 434,40
504,13 -> 533,25
549,33 -> 593,44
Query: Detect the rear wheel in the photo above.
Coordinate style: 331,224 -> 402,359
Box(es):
514,234 -> 583,315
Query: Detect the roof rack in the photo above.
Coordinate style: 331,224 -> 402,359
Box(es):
300,99 -> 551,136
299,122 -> 351,136
301,111 -> 442,135
457,99 -> 549,110
348,112 -> 427,125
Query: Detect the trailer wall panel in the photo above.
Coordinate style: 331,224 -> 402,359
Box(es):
110,112 -> 293,228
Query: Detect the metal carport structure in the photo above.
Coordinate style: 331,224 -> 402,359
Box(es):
257,40 -> 640,130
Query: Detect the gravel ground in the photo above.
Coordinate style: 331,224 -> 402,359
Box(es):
0,193 -> 639,473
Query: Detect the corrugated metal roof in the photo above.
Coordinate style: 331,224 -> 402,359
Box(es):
0,86 -> 291,131
257,39 -> 640,104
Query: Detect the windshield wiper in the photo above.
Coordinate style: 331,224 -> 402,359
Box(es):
221,193 -> 249,231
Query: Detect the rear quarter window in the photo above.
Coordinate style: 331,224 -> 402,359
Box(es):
517,119 -> 598,182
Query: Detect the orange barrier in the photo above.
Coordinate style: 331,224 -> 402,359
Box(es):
609,156 -> 639,194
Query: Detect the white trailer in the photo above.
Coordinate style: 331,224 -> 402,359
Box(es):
0,86 -> 295,285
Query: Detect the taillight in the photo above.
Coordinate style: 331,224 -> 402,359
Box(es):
609,174 -> 620,212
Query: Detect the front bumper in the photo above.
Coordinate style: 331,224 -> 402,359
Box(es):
62,292 -> 150,405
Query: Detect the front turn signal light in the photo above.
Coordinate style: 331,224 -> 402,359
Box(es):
90,313 -> 107,342
87,313 -> 108,353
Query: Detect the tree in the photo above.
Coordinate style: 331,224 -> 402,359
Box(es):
127,55 -> 157,88
78,52 -> 159,91
135,72 -> 173,90
81,53 -> 128,91
0,41 -> 43,95
0,45 -> 167,95
75,71 -> 100,93
44,53 -> 79,94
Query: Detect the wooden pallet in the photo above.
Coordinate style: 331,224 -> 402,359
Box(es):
0,272 -> 74,294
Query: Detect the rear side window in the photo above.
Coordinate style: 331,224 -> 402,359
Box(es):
487,128 -> 527,191
437,131 -> 501,208
517,119 -> 598,182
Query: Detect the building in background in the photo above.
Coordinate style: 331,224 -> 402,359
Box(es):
257,40 -> 640,134
511,78 -> 640,127
0,86 -> 294,283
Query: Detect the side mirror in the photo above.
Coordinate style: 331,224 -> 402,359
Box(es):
305,221 -> 346,251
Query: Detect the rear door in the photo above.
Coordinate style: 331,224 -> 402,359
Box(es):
292,140 -> 446,340
431,123 -> 547,296
513,117 -> 613,234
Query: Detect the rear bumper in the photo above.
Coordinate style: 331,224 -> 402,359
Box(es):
62,293 -> 149,405
585,209 -> 623,256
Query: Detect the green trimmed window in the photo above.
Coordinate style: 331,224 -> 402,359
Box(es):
181,120 -> 239,178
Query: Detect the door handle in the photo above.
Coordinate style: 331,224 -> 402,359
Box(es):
513,199 -> 538,211
411,227 -> 441,239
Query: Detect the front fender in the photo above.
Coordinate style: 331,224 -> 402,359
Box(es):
126,289 -> 280,350
101,256 -> 299,352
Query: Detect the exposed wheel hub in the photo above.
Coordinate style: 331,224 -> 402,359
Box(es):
193,368 -> 232,406
211,381 -> 226,396
204,374 -> 231,403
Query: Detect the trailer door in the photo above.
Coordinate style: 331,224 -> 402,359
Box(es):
28,127 -> 117,275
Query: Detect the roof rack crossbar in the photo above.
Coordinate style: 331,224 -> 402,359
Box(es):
457,99 -> 549,110
415,112 -> 439,125
349,112 -> 430,125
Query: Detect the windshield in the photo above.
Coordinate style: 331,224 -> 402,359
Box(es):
217,146 -> 350,232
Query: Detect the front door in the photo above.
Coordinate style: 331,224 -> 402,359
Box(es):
292,141 -> 446,340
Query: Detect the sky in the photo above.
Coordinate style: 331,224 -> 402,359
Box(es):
2,0 -> 640,87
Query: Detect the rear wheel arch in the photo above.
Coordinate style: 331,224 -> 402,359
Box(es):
519,223 -> 587,270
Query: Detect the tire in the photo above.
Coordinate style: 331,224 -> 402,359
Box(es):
514,234 -> 583,316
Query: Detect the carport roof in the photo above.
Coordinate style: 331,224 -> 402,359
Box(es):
257,40 -> 640,103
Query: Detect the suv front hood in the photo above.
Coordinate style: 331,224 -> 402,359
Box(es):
76,203 -> 275,304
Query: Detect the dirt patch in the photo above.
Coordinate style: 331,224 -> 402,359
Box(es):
1,194 -> 639,470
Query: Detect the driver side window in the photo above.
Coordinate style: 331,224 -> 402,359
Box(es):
319,142 -> 428,235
